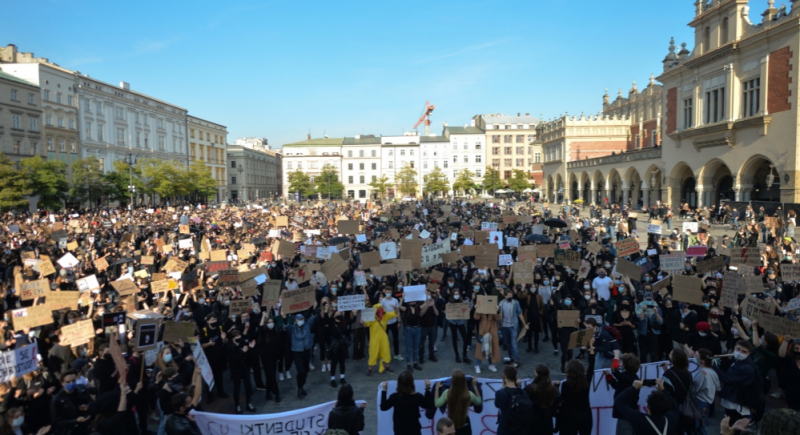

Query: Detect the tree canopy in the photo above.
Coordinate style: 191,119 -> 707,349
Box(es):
481,166 -> 503,194
423,167 -> 449,196
452,169 -> 477,195
507,169 -> 532,193
315,164 -> 345,199
287,170 -> 316,198
395,163 -> 418,196
368,175 -> 391,199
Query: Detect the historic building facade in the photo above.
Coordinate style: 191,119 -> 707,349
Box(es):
188,116 -> 227,202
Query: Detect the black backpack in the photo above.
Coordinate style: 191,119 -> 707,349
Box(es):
503,388 -> 533,434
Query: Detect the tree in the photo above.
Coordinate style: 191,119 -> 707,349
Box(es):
452,169 -> 477,195
0,154 -> 31,212
482,166 -> 503,194
315,164 -> 345,200
507,169 -> 532,193
104,160 -> 147,206
423,167 -> 449,197
71,156 -> 107,207
19,156 -> 69,210
287,169 -> 316,199
185,161 -> 218,201
368,175 -> 391,199
395,163 -> 418,196
139,158 -> 189,200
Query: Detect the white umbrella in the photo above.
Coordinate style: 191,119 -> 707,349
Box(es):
480,193 -> 494,198
522,188 -> 534,193
494,189 -> 506,193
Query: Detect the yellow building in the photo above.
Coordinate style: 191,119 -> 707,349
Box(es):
188,116 -> 227,203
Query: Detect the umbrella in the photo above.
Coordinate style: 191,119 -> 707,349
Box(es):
110,258 -> 134,267
374,227 -> 388,233
525,234 -> 550,243
328,236 -> 350,245
522,188 -> 533,193
370,217 -> 382,223
494,189 -> 506,194
391,222 -> 404,227
544,218 -> 567,228
403,222 -> 415,226
448,221 -> 462,227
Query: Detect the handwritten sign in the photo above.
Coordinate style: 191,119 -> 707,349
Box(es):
46,291 -> 79,311
379,242 -> 397,260
686,246 -> 707,257
193,341 -> 215,390
229,300 -> 251,318
445,303 -> 471,320
659,252 -> 686,272
20,280 -> 49,301
554,249 -> 580,269
517,245 -> 537,262
558,310 -> 580,328
730,247 -> 762,267
337,294 -> 366,311
11,306 -> 53,331
513,261 -> 534,284
614,237 -> 640,257
0,344 -> 38,383
403,285 -> 426,302
475,295 -> 497,315
282,288 -> 316,314
740,296 -> 773,322
671,275 -> 704,305
60,320 -> 95,347
615,259 -> 642,279
567,327 -> 595,350
782,264 -> 800,282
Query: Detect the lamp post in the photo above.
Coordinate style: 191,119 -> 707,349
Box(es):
125,153 -> 138,212
238,164 -> 244,202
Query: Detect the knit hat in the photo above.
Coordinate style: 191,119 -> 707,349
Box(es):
696,321 -> 711,331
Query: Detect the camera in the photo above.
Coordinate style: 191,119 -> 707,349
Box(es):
642,379 -> 657,387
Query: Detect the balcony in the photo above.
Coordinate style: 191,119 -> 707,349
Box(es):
567,147 -> 661,169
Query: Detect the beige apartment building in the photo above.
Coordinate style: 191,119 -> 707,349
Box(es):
188,116 -> 227,202
0,71 -> 43,163
475,113 -> 539,183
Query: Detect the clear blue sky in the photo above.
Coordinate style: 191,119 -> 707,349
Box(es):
3,0 -> 694,148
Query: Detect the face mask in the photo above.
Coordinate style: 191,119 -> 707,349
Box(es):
584,295 -> 591,300
448,283 -> 454,288
733,350 -> 747,361
506,296 -> 512,301
64,382 -> 77,393
698,331 -> 707,337
731,328 -> 739,336
622,304 -> 629,310
224,300 -> 231,306
564,299 -> 572,306
685,267 -> 692,271
198,298 -> 206,305
163,353 -> 173,363
397,285 -> 403,290
614,280 -> 621,285
267,323 -> 275,330
384,293 -> 391,298
590,303 -> 598,309
543,281 -> 550,286
11,417 -> 24,428
643,277 -> 651,282
426,295 -> 432,301
474,285 -> 480,290
604,264 -> 611,269
710,313 -> 719,319
583,284 -> 590,290
297,320 -> 305,327
462,268 -> 468,273
453,295 -> 460,300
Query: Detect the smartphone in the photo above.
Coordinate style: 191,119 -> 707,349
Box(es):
642,379 -> 658,387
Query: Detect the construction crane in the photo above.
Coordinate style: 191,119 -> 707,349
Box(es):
413,101 -> 435,136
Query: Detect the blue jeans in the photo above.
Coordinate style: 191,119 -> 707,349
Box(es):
733,218 -> 739,230
696,399 -> 711,435
500,326 -> 519,362
607,226 -> 615,239
419,326 -> 436,360
595,352 -> 612,369
405,326 -> 421,363
666,217 -> 672,230
157,399 -> 166,435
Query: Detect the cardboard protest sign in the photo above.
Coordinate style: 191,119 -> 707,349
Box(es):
475,254 -> 498,269
111,278 -> 138,296
782,264 -> 800,282
46,291 -> 79,310
134,318 -> 159,351
164,257 -> 188,273
578,260 -> 591,279
274,239 -> 296,258
686,246 -> 707,257
109,335 -> 128,379
262,281 -> 282,306
229,300 -> 251,318
421,241 -> 451,268
162,321 -> 197,342
695,256 -> 724,274
652,276 -> 671,296
275,216 -> 289,227
441,251 -> 460,264
554,249 -> 581,269
60,319 -> 95,347
614,237 -> 640,257
337,294 -> 365,311
337,220 -> 359,235
20,279 -> 49,301
282,288 -> 316,314
475,295 -> 497,314
445,303 -> 471,320
615,259 -> 642,279
481,222 -> 498,231
400,239 -> 423,268
517,245 -> 537,262
218,269 -> 239,284
361,308 -> 376,322
379,242 -> 397,260
558,310 -> 580,328
758,313 -> 800,336
151,280 -> 170,295
37,260 -> 56,276
740,296 -> 774,322
585,241 -> 603,254
11,305 -> 53,330
498,254 -> 513,266
179,225 -> 190,234
76,275 -> 100,292
671,275 -> 704,305
683,222 -> 698,233
372,264 -> 395,277
567,328 -> 595,350
403,285 -> 426,302
537,244 -> 555,258
429,270 -> 444,282
730,247 -> 762,267
647,223 -> 662,234
0,344 -> 38,383
321,255 -> 349,281
360,251 -> 382,270
659,252 -> 686,272
210,250 -> 227,262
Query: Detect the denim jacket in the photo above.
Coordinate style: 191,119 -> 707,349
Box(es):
286,315 -> 317,352
634,301 -> 663,335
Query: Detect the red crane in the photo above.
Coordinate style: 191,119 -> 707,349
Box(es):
413,101 -> 435,135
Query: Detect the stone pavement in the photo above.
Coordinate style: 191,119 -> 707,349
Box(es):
195,215 -> 751,434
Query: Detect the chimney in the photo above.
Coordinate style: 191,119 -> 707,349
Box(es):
526,113 -> 530,116
119,81 -> 130,90
470,119 -> 475,127
517,112 -> 520,116
306,133 -> 311,140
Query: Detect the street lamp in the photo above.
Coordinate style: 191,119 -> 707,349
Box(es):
125,153 -> 138,212
238,164 -> 244,202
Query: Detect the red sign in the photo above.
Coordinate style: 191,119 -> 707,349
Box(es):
686,246 -> 707,257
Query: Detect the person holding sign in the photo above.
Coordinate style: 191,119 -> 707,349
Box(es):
446,289 -> 471,365
498,290 -> 526,368
285,307 -> 318,399
433,369 -> 483,435
225,329 -> 256,413
473,309 -> 501,374
551,295 -> 578,374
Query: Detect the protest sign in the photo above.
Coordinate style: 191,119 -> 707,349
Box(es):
558,310 -> 580,328
421,241 -> 451,267
109,335 -> 129,378
720,284 -> 738,309
686,245 -> 707,257
647,224 -> 662,234
400,239 -> 423,267
445,303 -> 471,320
506,237 -> 519,248
586,241 -> 603,254
321,254 -> 349,281
730,247 -> 762,267
475,254 -> 498,269
740,296 -> 774,322
282,288 -> 316,314
537,244 -> 556,258
659,252 -> 686,272
759,313 -> 800,336
0,344 -> 38,383
354,271 -> 367,286
652,276 -> 671,296
76,275 -> 100,292
111,278 -> 138,296
337,294 -> 366,311
162,321 -> 197,343
57,253 -> 80,268
475,295 -> 497,314
379,242 -> 397,260
37,260 -> 56,276
60,320 -> 95,347
229,300 -> 251,318
567,327 -> 595,350
11,305 -> 53,330
337,220 -> 359,235
192,342 -> 215,390
20,279 -> 49,301
513,261 -> 534,284
403,285 -> 426,302
615,259 -> 642,279
532,225 -> 544,235
360,251 -> 382,270
554,249 -> 580,269
481,222 -> 498,231
218,269 -> 239,284
517,245 -> 537,262
613,237 -> 639,257
782,264 -> 800,282
683,222 -> 698,233
695,256 -> 724,274
46,291 -> 79,311
360,308 -> 376,322
192,400 -> 358,435
390,259 -> 413,272
671,275 -> 704,305
578,260 -> 592,279
498,254 -> 513,266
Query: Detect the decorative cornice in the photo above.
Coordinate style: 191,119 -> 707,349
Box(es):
667,114 -> 773,145
567,147 -> 661,169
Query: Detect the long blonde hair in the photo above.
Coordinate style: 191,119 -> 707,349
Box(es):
446,369 -> 472,428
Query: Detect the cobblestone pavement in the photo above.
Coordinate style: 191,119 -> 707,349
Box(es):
196,214 -> 768,435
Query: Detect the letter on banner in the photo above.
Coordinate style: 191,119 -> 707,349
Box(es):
0,344 -> 38,383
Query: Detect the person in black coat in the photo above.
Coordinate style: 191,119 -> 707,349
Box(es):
555,357 -> 594,435
614,380 -> 680,435
327,384 -> 366,435
225,330 -> 254,413
687,321 -> 722,357
91,344 -> 117,395
524,364 -> 559,435
661,348 -> 694,435
380,370 -> 433,435
50,370 -> 93,435
606,353 -> 640,435
257,314 -> 281,403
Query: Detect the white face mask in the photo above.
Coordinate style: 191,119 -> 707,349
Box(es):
266,323 -> 275,330
453,295 -> 460,300
733,350 -> 747,361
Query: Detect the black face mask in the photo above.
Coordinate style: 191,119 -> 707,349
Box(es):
590,303 -> 598,309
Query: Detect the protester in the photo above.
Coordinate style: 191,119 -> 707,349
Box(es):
605,353 -> 640,435
379,371 -> 433,435
613,379 -> 680,435
434,369 -> 482,435
326,384 -> 366,435
494,365 -> 529,435
524,364 -> 559,435
555,359 -> 593,435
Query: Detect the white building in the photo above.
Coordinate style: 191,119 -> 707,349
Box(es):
381,133 -> 422,197
443,124 -> 486,187
281,137 -> 343,198
227,143 -> 277,202
420,134 -> 452,194
342,135 -> 382,199
76,77 -> 188,173
235,137 -> 269,150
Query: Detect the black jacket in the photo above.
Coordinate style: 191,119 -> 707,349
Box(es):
164,413 -> 202,435
614,386 -> 680,435
50,388 -> 93,435
327,404 -> 365,435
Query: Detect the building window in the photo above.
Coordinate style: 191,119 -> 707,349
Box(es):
158,136 -> 165,151
13,141 -> 20,154
491,135 -> 500,143
359,150 -> 364,157
59,139 -> 65,152
410,162 -> 415,168
359,163 -> 365,170
504,171 -> 512,179
452,143 -> 457,150
47,138 -> 53,151
516,146 -> 524,154
476,169 -> 482,177
503,135 -> 512,143
116,128 -> 125,145
704,26 -> 711,53
69,120 -> 74,129
46,116 -> 52,125
56,93 -> 61,104
287,162 -> 293,169
347,150 -> 353,157
372,163 -> 377,170
504,159 -> 512,166
516,158 -> 524,166
98,126 -> 105,141
388,150 -> 393,156
371,150 -> 377,157
44,90 -> 50,101
516,135 -> 524,143
10,89 -> 18,101
476,155 -> 482,163
144,133 -> 148,149
296,162 -> 302,169
444,161 -> 449,168
11,115 -> 21,129
348,176 -> 354,184
534,152 -> 541,163
463,156 -> 468,163
453,155 -> 458,163
651,130 -> 658,147
372,175 -> 377,182
400,150 -> 405,156
743,77 -> 760,117
492,159 -> 500,168
410,150 -> 414,156
67,95 -> 73,106
142,114 -> 148,125
231,176 -> 236,184
360,175 -> 365,183
95,102 -> 102,113
348,163 -> 353,170
705,87 -> 725,123
86,122 -> 92,139
424,162 -> 428,169
683,98 -> 693,129
29,118 -> 37,132
475,143 -> 481,149
463,144 -> 467,150
388,161 -> 393,169
721,18 -> 729,44
57,117 -> 63,127
492,147 -> 499,155
28,93 -> 34,104
504,147 -> 512,155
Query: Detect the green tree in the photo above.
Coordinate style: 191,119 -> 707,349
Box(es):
0,154 -> 32,212
507,169 -> 532,193
104,160 -> 147,206
185,161 -> 218,201
71,156 -> 107,206
395,163 -> 418,196
452,169 -> 477,195
139,158 -> 189,200
482,166 -> 503,194
368,174 -> 391,199
19,156 -> 69,210
315,163 -> 345,200
287,169 -> 316,198
423,167 -> 449,197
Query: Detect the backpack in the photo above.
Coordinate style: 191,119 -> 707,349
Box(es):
737,364 -> 765,419
604,325 -> 622,342
671,373 -> 702,421
503,388 -> 533,434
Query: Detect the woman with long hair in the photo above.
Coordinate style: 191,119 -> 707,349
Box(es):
556,359 -> 593,435
327,384 -> 366,435
434,369 -> 482,435
379,370 -> 433,435
0,407 -> 50,435
446,289 -> 471,364
524,364 -> 559,435
258,310 -> 281,403
661,347 -> 694,435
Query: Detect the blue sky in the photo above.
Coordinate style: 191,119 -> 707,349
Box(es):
4,0 -> 694,148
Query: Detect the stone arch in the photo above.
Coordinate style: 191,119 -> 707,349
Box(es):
568,172 -> 579,201
590,170 -> 605,204
545,175 -> 554,203
738,154 -> 779,202
698,158 -> 735,204
580,172 -> 591,202
670,162 -> 697,209
624,167 -> 643,207
554,173 -> 564,202
606,169 -> 623,204
642,164 -> 663,206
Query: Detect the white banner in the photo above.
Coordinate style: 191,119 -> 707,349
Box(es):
0,343 -> 38,383
421,241 -> 451,267
192,343 -> 215,390
336,294 -> 365,311
192,400 -> 365,435
375,361 -> 699,435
